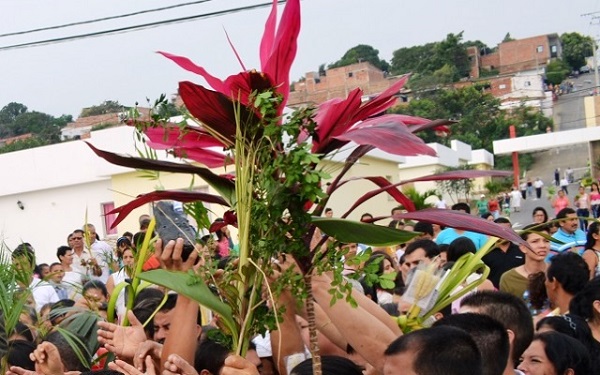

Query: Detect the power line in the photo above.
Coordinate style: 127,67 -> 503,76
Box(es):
0,0 -> 214,39
0,1 -> 283,52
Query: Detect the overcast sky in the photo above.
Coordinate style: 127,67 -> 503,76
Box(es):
1,0 -> 599,118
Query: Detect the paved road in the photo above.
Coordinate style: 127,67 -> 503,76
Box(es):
553,73 -> 594,130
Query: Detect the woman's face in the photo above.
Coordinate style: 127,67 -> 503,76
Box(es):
517,340 -> 557,375
533,210 -> 546,224
382,259 -> 394,274
122,249 -> 135,267
558,190 -> 565,197
84,287 -> 107,304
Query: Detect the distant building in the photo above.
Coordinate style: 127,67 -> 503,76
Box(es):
287,62 -> 408,107
0,133 -> 33,147
60,108 -> 150,140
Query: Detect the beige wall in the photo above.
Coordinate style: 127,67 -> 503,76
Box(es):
584,96 -> 600,128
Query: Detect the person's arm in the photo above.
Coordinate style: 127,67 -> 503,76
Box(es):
582,250 -> 598,280
311,273 -> 397,374
270,290 -> 306,375
155,238 -> 200,370
106,274 -> 115,296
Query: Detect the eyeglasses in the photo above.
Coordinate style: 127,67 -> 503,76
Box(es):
71,237 -> 83,240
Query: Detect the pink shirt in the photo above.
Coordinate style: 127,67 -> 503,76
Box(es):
554,196 -> 569,215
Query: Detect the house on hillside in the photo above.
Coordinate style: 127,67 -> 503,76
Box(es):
287,62 -> 409,107
0,133 -> 33,147
60,108 -> 150,140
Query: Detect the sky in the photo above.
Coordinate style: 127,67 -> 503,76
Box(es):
1,0 -> 600,118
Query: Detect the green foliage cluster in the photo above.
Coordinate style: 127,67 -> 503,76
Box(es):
79,100 -> 125,117
435,164 -> 474,203
0,102 -> 72,152
545,59 -> 571,86
392,85 -> 551,170
560,32 -> 594,71
328,44 -> 390,72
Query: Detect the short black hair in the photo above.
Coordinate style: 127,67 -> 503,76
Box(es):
413,221 -> 434,237
384,326 -> 482,375
56,246 -> 71,261
194,338 -> 230,374
494,217 -> 511,225
434,313 -> 509,375
547,252 -> 589,295
556,207 -> 576,220
447,237 -> 476,262
291,356 -> 363,375
404,239 -> 439,259
12,243 -> 36,268
44,330 -> 90,372
460,291 -> 533,367
570,276 -> 600,320
82,280 -> 108,299
451,202 -> 471,214
7,339 -> 36,370
324,208 -> 333,213
534,332 -> 592,375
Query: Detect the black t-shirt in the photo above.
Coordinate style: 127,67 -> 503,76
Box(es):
482,243 -> 525,288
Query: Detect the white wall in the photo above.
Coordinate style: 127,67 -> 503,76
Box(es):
0,180 -> 113,264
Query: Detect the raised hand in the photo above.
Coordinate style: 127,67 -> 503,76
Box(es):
154,238 -> 198,272
97,310 -> 147,359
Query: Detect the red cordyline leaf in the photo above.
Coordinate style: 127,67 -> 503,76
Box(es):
351,74 -> 409,121
223,71 -> 274,106
172,147 -> 233,169
259,0 -> 278,68
145,126 -> 225,150
179,81 -> 261,145
398,208 -> 528,248
333,115 -> 437,157
158,51 -> 226,94
85,143 -> 236,205
407,119 -> 456,134
340,176 -> 416,218
261,0 -> 300,109
108,190 -> 230,229
224,28 -> 247,71
312,89 -> 362,153
209,210 -> 238,232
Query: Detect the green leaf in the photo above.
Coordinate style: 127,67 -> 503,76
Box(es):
138,270 -> 237,337
311,217 -> 419,246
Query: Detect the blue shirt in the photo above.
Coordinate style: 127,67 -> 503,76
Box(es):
435,228 -> 489,250
551,228 -> 586,253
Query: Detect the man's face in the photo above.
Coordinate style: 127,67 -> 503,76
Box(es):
50,265 -> 64,283
392,210 -> 403,221
383,351 -> 418,375
153,309 -> 175,344
325,210 -> 333,218
71,233 -> 84,250
404,248 -> 427,270
559,213 -> 579,234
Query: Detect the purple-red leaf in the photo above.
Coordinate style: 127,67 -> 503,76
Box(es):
340,177 -> 416,218
85,143 -> 236,205
145,126 -> 225,150
398,208 -> 528,248
262,0 -> 300,109
407,119 -> 456,134
223,71 -> 274,106
108,190 -> 230,229
259,0 -> 278,68
313,89 -> 363,153
351,74 -> 409,121
158,51 -> 226,94
172,147 -> 232,169
333,115 -> 436,157
224,28 -> 246,72
209,210 -> 238,232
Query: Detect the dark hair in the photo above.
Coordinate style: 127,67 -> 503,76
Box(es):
360,213 -> 373,222
361,252 -> 396,303
451,202 -> 471,214
391,206 -> 404,214
434,313 -> 509,375
556,207 -> 576,220
536,314 -> 600,369
116,236 -> 132,248
132,231 -> 146,250
527,271 -> 548,311
404,239 -> 439,259
12,243 -> 36,268
140,218 -> 151,231
585,221 -> 600,250
533,331 -> 591,375
291,356 -> 363,375
570,276 -> 600,321
532,207 -> 549,223
82,280 -> 108,299
447,237 -> 476,262
49,299 -> 76,325
44,330 -> 90,372
385,326 -> 482,375
194,338 -> 230,374
7,339 -> 36,370
547,252 -> 589,295
460,291 -> 533,367
49,262 -> 61,270
413,221 -> 434,237
520,223 -> 550,241
12,321 -> 34,342
481,212 -> 493,220
324,208 -> 333,214
56,246 -> 73,261
380,303 -> 400,317
388,220 -> 404,229
132,296 -> 163,339
494,217 -> 511,225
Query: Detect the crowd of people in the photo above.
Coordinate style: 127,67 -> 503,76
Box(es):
4,196 -> 600,375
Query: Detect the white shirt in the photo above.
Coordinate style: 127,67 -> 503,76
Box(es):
30,279 -> 60,313
434,199 -> 447,209
533,179 -> 544,188
72,242 -> 112,285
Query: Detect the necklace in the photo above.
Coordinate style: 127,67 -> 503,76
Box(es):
523,263 -> 543,276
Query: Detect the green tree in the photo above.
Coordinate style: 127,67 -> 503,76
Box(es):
329,44 -> 390,72
390,43 -> 437,75
545,59 -> 570,85
429,32 -> 470,79
80,100 -> 126,117
502,33 -> 515,43
560,32 -> 594,71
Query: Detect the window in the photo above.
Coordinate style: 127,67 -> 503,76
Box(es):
524,81 -> 531,87
551,45 -> 557,53
536,45 -> 543,53
314,78 -> 321,84
499,84 -> 506,89
101,202 -> 118,235
348,72 -> 353,78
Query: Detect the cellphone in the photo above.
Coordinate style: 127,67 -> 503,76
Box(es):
153,201 -> 197,262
